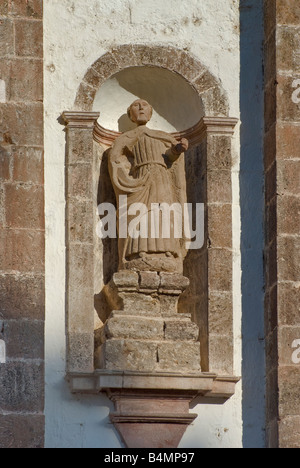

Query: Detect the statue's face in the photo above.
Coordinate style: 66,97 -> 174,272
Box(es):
129,99 -> 152,125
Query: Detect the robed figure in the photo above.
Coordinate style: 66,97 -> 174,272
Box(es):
108,99 -> 189,273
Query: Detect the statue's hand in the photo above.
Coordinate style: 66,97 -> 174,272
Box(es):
173,138 -> 189,154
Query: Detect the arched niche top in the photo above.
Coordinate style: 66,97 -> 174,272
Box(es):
93,66 -> 204,134
75,44 -> 229,122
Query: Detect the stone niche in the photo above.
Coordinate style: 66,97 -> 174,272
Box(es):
63,45 -> 239,448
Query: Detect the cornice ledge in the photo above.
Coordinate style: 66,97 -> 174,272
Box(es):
198,116 -> 239,135
67,370 -> 240,400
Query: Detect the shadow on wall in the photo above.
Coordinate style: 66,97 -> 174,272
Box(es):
240,0 -> 265,448
46,378 -> 123,448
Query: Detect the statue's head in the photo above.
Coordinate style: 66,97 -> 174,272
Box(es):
127,99 -> 153,125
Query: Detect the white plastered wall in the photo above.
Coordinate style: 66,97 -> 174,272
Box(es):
44,0 -> 242,448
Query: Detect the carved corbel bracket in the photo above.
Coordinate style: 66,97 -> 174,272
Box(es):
67,370 -> 240,448
62,110 -> 100,374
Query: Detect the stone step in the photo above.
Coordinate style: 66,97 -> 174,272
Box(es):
99,314 -> 199,343
95,339 -> 201,373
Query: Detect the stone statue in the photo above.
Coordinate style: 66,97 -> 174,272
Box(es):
99,100 -> 201,379
108,99 -> 189,273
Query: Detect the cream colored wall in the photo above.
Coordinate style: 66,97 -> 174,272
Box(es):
44,0 -> 241,448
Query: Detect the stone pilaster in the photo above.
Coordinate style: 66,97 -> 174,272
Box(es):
182,117 -> 238,375
62,111 -> 99,373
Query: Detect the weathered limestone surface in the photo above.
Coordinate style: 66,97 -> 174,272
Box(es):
95,271 -> 201,373
264,0 -> 300,449
0,0 -> 44,449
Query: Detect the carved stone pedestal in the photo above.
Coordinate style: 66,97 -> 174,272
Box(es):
93,270 -> 203,447
95,270 -> 201,374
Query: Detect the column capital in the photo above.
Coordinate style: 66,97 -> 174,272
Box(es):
62,111 -> 100,129
199,116 -> 239,136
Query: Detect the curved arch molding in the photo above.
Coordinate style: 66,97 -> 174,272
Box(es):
75,44 -> 229,118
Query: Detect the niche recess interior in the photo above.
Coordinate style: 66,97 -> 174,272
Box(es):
64,51 -> 239,389
93,66 -> 204,135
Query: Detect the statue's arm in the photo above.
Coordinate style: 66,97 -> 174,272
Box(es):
110,131 -> 137,163
166,138 -> 189,162
109,133 -> 137,189
110,136 -> 127,163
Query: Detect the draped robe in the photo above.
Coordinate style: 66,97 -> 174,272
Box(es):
108,125 -> 187,271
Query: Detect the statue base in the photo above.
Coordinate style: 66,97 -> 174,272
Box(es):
95,270 -> 201,374
123,253 -> 183,274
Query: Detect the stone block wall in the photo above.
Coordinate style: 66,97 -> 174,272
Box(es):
264,0 -> 300,448
0,0 -> 44,448
1,0 -> 299,449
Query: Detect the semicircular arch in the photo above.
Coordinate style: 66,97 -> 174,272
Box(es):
75,44 -> 229,119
